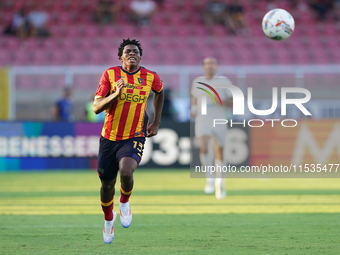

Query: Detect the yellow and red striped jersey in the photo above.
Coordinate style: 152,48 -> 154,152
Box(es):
95,66 -> 163,141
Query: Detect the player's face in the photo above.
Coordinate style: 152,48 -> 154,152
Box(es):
121,45 -> 141,69
64,88 -> 72,98
203,58 -> 218,76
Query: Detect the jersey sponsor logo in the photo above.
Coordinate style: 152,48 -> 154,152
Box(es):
126,84 -> 143,89
119,93 -> 147,103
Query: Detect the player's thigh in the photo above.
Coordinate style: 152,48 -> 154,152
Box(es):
97,136 -> 120,181
195,119 -> 214,138
117,137 -> 146,173
119,157 -> 138,178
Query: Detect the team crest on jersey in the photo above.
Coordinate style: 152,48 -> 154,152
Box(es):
138,78 -> 144,85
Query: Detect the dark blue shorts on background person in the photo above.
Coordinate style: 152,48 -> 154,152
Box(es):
97,136 -> 146,181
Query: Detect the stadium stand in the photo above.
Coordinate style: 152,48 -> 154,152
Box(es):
1,0 -> 339,68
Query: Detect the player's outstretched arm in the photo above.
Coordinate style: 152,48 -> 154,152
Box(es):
191,96 -> 197,119
147,89 -> 164,137
93,79 -> 126,114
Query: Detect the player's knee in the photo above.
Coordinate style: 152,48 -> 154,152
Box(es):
120,167 -> 134,180
101,181 -> 115,193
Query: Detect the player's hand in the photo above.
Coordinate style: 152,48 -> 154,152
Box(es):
190,104 -> 197,119
115,79 -> 126,96
146,122 -> 159,137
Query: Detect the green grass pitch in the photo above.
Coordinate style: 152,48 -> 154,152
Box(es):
0,169 -> 340,255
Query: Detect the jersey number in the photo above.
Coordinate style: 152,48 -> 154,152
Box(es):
133,141 -> 143,152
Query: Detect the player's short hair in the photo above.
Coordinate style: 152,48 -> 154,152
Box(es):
118,38 -> 143,59
203,57 -> 218,65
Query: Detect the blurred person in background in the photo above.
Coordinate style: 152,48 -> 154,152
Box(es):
191,57 -> 233,200
161,88 -> 176,119
308,0 -> 335,20
4,8 -> 31,39
154,0 -> 165,9
226,0 -> 247,35
93,0 -> 120,24
53,87 -> 73,122
129,0 -> 157,26
287,0 -> 309,18
266,0 -> 279,10
147,88 -> 176,121
203,0 -> 230,33
28,5 -> 50,37
334,0 -> 340,21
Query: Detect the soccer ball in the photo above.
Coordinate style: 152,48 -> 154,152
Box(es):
262,9 -> 295,40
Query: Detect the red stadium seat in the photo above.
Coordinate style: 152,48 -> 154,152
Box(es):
292,48 -> 311,64
83,25 -> 100,37
58,13 -> 73,24
325,38 -> 340,48
51,50 -> 68,65
78,38 -> 94,50
152,14 -> 166,25
69,50 -> 87,65
322,23 -> 338,37
43,38 -> 62,49
139,27 -> 154,37
49,1 -> 63,12
2,37 -> 21,49
330,50 -> 340,63
60,37 -> 78,49
274,48 -> 294,64
310,51 -> 330,64
88,50 -> 107,65
74,75 -> 97,89
211,26 -> 227,37
161,51 -> 180,65
13,50 -> 32,66
33,50 -> 53,65
253,48 -> 274,65
218,50 -> 235,65
50,25 -> 67,37
0,50 -> 14,66
162,1 -> 177,12
22,38 -> 44,50
65,25 -> 82,37
0,0 -> 334,68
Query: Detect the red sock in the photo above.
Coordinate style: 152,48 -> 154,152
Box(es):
120,186 -> 132,203
101,199 -> 113,221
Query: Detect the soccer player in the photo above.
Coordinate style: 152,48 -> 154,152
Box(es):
191,57 -> 233,199
93,38 -> 164,244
